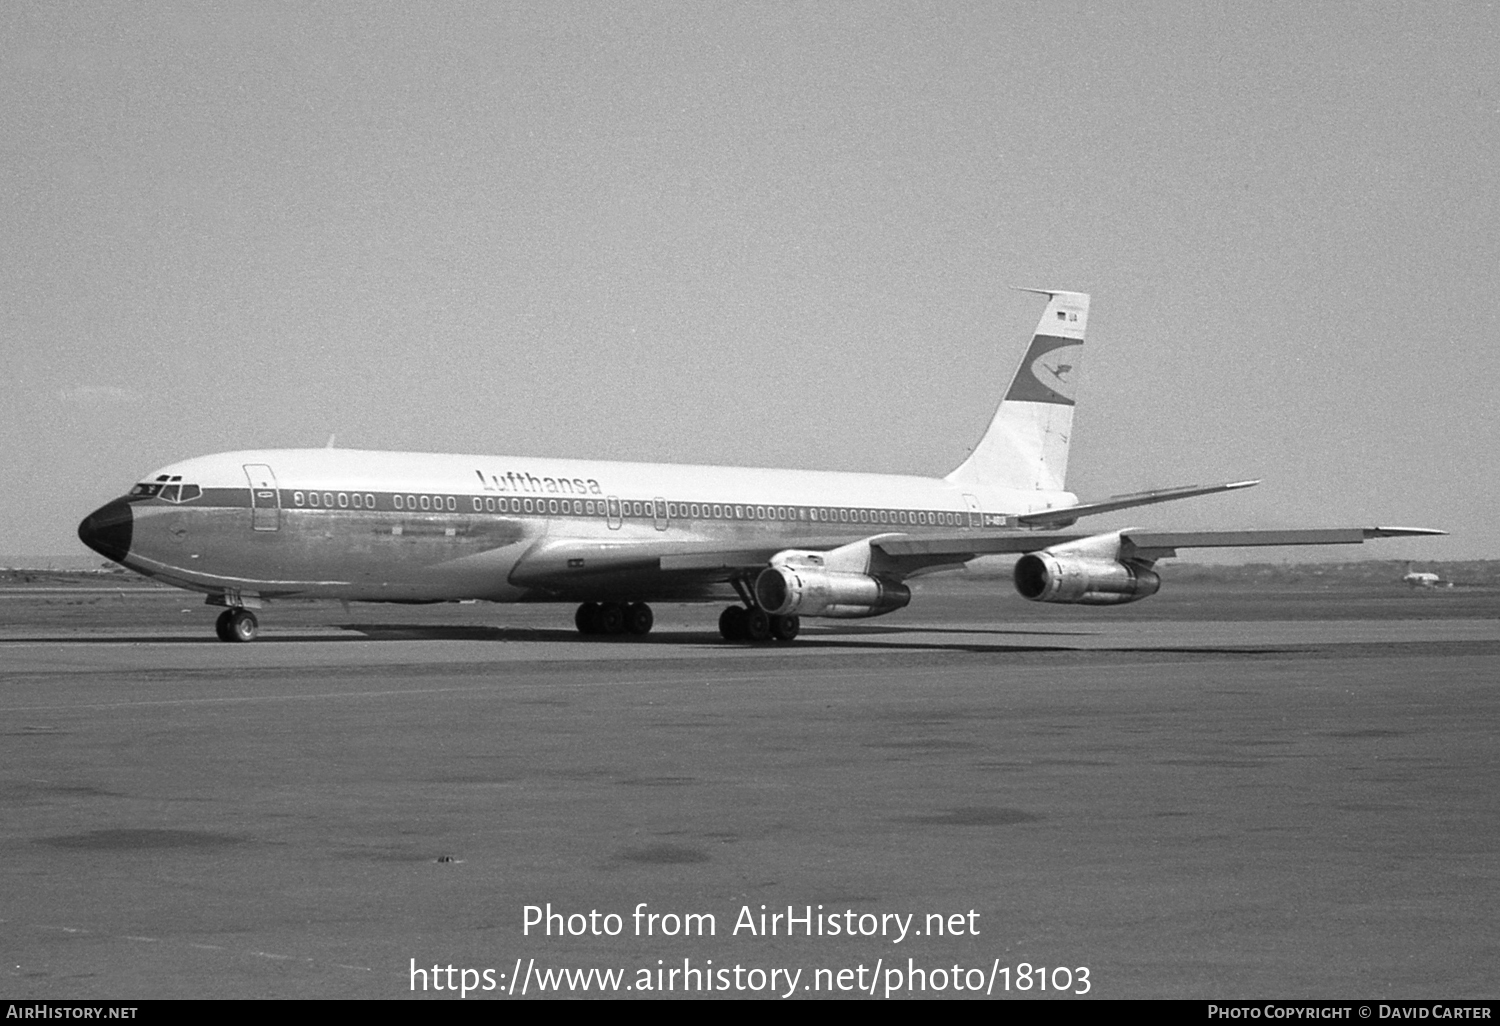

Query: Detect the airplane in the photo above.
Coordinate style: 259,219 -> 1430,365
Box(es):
77,289 -> 1443,643
1402,564 -> 1452,589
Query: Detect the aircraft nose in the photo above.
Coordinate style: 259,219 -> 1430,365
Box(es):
78,499 -> 134,564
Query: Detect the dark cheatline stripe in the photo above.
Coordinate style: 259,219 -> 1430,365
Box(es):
132,488 -> 1000,531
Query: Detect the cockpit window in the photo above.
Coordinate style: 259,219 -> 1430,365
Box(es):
129,481 -> 201,502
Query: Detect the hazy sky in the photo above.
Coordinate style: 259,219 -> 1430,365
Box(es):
4,2 -> 1496,561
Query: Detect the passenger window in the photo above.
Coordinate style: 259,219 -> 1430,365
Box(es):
338,493 -> 349,508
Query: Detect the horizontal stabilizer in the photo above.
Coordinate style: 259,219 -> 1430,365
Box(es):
1017,480 -> 1259,526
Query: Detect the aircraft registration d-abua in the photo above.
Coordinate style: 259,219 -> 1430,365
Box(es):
78,289 -> 1442,642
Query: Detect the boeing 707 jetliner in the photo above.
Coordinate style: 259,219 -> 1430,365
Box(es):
78,289 -> 1441,642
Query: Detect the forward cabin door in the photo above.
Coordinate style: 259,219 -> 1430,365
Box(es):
244,464 -> 281,531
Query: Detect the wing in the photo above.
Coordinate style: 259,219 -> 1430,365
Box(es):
508,525 -> 1445,598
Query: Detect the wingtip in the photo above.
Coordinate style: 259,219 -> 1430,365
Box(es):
1364,526 -> 1447,538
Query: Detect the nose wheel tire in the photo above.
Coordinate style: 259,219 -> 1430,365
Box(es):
215,608 -> 258,643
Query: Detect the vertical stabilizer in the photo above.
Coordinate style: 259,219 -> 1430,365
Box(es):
945,289 -> 1089,492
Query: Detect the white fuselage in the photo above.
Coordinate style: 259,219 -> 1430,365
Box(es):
96,447 -> 1076,605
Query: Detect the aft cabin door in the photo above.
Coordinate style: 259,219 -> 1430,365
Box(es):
605,496 -> 622,530
244,464 -> 281,532
963,493 -> 982,529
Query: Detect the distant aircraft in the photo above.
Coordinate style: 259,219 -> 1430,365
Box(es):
1403,564 -> 1452,589
78,289 -> 1443,642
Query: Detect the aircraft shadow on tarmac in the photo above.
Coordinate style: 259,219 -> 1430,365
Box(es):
0,623 -> 1302,655
336,623 -> 1301,655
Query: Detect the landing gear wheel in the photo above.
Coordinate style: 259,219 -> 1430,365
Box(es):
770,614 -> 800,642
743,608 -> 772,643
218,608 -> 258,643
625,602 -> 654,636
575,602 -> 602,635
719,606 -> 747,641
597,601 -> 626,635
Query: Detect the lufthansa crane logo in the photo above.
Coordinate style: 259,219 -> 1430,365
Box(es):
1031,350 -> 1079,402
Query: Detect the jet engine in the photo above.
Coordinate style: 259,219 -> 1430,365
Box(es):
1013,551 -> 1161,605
754,565 -> 911,619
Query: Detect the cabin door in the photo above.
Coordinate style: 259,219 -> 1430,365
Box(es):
963,493 -> 983,529
244,464 -> 281,531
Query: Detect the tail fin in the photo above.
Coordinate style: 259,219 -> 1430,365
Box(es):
945,288 -> 1089,492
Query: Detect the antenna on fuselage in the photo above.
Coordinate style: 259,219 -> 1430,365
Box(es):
326,433 -> 337,449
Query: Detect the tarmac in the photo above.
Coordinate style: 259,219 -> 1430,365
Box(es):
2,582 -> 1497,999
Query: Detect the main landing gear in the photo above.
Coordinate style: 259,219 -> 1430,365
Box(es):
575,601 -> 655,636
214,608 -> 259,643
717,573 -> 798,643
718,606 -> 799,643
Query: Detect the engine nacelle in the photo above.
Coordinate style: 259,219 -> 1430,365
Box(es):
754,566 -> 912,619
1013,552 -> 1161,605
